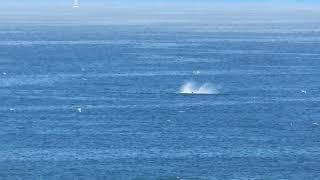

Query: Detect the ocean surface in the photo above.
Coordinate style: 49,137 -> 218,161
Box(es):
1,6 -> 320,179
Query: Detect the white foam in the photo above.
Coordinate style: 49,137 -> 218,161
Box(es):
179,81 -> 219,95
193,70 -> 201,75
300,90 -> 307,94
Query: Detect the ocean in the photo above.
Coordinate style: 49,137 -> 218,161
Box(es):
0,5 -> 320,179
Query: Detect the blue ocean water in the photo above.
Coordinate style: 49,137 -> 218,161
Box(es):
1,9 -> 320,179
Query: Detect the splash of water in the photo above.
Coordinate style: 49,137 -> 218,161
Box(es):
179,81 -> 219,95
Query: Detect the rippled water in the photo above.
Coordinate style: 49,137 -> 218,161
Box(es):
1,12 -> 320,179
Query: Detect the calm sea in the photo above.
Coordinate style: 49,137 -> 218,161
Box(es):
0,6 -> 320,179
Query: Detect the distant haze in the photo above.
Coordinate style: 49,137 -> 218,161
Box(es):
0,2 -> 319,26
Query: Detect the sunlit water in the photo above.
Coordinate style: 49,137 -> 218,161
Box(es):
1,7 -> 320,179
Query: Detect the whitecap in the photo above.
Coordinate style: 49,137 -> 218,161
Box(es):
179,81 -> 219,95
